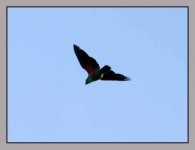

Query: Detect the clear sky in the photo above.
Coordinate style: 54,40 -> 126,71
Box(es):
8,7 -> 187,142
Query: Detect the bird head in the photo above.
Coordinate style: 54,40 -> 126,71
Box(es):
85,77 -> 93,85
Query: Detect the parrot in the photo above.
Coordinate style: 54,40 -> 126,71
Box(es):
73,44 -> 130,85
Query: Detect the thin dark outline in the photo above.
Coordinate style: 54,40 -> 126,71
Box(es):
6,6 -> 189,144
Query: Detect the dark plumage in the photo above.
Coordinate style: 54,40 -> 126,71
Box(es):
73,44 -> 130,84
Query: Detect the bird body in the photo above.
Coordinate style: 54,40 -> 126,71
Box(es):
73,44 -> 130,85
85,65 -> 111,84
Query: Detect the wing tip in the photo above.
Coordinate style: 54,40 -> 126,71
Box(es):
73,44 -> 80,54
73,44 -> 78,49
125,77 -> 131,81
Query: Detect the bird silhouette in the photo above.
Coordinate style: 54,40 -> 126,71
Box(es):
73,44 -> 130,85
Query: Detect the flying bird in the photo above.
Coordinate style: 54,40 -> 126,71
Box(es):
73,44 -> 130,85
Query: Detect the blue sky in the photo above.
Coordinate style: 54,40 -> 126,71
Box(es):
8,7 -> 187,142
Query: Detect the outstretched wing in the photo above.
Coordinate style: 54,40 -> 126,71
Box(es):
101,70 -> 130,81
74,44 -> 100,76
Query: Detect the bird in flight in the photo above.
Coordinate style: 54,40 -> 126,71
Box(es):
73,44 -> 130,85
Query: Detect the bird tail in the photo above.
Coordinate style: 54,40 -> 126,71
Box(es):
99,65 -> 111,74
